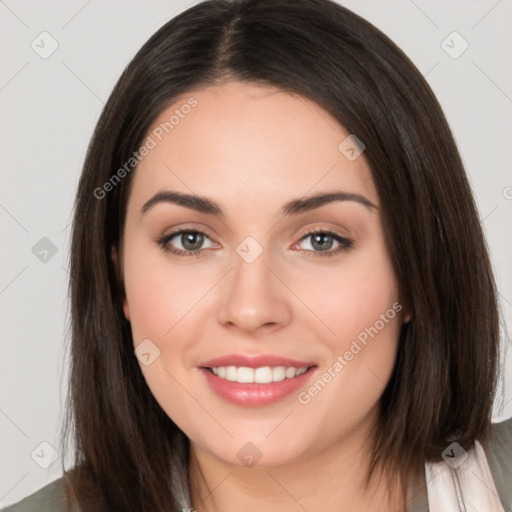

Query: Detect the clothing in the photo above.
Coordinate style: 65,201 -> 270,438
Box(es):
405,416 -> 512,511
3,416 -> 511,511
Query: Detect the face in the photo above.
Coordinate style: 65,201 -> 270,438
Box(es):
114,80 -> 408,468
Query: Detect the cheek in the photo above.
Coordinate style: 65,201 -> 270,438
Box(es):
123,246 -> 204,343
296,247 -> 401,349
122,246 -> 204,430
301,251 -> 402,412
297,245 -> 402,405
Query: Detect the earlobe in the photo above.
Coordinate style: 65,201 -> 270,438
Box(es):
398,298 -> 412,324
402,307 -> 412,323
111,246 -> 130,321
122,298 -> 130,321
111,246 -> 121,281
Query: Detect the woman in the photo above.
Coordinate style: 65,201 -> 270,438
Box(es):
3,0 -> 511,510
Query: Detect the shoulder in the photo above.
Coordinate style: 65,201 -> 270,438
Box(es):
1,476 -> 79,512
485,415 -> 512,460
482,415 -> 512,508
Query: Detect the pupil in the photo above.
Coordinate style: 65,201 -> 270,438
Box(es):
312,234 -> 332,251
183,232 -> 203,250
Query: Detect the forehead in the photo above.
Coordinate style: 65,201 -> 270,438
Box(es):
128,80 -> 377,215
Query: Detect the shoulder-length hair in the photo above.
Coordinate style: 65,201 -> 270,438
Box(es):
61,0 -> 501,510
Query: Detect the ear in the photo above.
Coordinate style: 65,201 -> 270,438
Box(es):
401,304 -> 412,323
111,246 -> 130,321
397,292 -> 413,324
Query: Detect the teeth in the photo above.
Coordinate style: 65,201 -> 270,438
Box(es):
208,365 -> 309,384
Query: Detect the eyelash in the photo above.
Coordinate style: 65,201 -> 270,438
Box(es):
156,227 -> 353,259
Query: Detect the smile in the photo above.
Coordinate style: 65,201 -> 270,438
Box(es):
206,365 -> 309,383
200,365 -> 317,407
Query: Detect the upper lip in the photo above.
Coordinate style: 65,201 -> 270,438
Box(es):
199,354 -> 317,369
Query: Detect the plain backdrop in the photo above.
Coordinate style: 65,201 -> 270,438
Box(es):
1,0 -> 511,507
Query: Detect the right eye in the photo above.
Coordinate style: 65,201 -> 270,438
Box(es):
157,229 -> 217,257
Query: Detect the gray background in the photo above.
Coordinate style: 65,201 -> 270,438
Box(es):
1,0 -> 511,507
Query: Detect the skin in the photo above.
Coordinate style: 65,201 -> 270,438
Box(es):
112,80 -> 411,511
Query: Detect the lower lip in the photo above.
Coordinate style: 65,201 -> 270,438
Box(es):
199,366 -> 317,407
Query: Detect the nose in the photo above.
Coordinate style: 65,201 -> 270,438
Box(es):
217,247 -> 292,334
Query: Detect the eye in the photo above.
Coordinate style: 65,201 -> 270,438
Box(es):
156,227 -> 353,258
157,229 -> 217,257
292,228 -> 353,258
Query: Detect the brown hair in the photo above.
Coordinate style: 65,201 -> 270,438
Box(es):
61,0 -> 502,510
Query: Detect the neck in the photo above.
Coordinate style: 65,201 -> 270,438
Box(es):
187,417 -> 406,512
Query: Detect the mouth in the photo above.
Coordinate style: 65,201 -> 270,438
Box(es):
202,364 -> 313,384
198,358 -> 318,407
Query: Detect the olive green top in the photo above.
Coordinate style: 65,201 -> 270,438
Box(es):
3,416 -> 511,511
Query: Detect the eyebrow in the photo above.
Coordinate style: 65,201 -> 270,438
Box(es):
140,189 -> 377,218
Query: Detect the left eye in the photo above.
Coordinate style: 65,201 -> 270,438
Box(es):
294,230 -> 353,255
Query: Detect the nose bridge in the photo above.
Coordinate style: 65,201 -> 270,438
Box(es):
217,236 -> 291,331
233,237 -> 272,290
